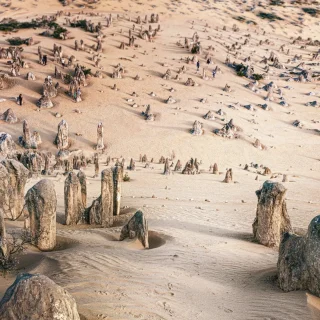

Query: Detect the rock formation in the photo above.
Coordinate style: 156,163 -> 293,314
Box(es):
182,158 -> 199,175
191,120 -> 204,136
174,160 -> 182,171
94,153 -> 99,178
54,120 -> 69,150
65,172 -> 85,225
113,165 -> 122,216
119,210 -> 149,248
223,168 -> 233,183
19,151 -> 43,176
96,122 -> 105,150
185,78 -> 196,86
77,170 -> 87,208
253,139 -> 266,150
0,133 -> 16,158
37,95 -> 53,108
0,108 -> 17,124
0,163 -> 9,258
212,163 -> 218,174
19,120 -> 38,149
278,215 -> 320,296
214,119 -> 241,139
252,181 -> 292,247
43,76 -> 58,98
1,159 -> 29,220
163,158 -> 171,175
264,167 -> 272,175
204,111 -> 215,120
0,273 -> 80,319
25,179 -> 57,251
86,169 -> 114,227
127,158 -> 135,171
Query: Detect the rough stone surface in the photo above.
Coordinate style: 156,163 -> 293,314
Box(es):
0,132 -> 16,158
77,170 -> 87,208
113,165 -> 122,216
163,158 -> 171,175
96,122 -> 104,150
86,169 -> 114,227
65,172 -> 85,225
0,273 -> 80,320
37,95 -> 53,108
0,109 -> 17,124
0,164 -> 8,258
191,120 -> 203,136
54,120 -> 69,150
223,168 -> 233,183
25,179 -> 57,251
278,215 -> 320,297
120,210 -> 149,248
252,181 -> 292,247
1,159 -> 29,220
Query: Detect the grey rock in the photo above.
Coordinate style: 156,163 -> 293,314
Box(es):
252,181 -> 292,247
0,273 -> 80,320
120,210 -> 149,248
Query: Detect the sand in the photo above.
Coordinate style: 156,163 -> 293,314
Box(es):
0,0 -> 320,319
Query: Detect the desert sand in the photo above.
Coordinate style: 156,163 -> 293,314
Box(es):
0,0 -> 320,319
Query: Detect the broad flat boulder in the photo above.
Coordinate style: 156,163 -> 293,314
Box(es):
278,215 -> 320,297
0,273 -> 80,320
120,210 -> 149,248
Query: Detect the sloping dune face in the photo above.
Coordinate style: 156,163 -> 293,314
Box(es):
0,0 -> 320,319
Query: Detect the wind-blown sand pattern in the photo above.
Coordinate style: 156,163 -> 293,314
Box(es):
0,0 -> 320,319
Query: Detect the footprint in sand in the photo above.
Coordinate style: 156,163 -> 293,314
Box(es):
95,290 -> 109,296
97,314 -> 109,319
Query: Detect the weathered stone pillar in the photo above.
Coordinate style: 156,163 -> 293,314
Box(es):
113,165 -> 122,216
25,179 -> 57,251
42,153 -> 50,175
21,120 -> 31,148
1,159 -> 29,220
96,122 -> 104,150
174,160 -> 181,171
86,169 -> 113,227
100,169 -> 114,226
223,168 -> 233,183
77,170 -> 87,208
54,120 -> 69,150
64,172 -> 85,225
0,163 -> 8,257
163,158 -> 171,175
94,153 -> 99,178
252,181 -> 292,247
127,158 -> 135,170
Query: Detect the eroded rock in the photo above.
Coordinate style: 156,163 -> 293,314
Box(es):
0,273 -> 80,320
25,179 -> 57,251
119,210 -> 149,248
252,181 -> 292,247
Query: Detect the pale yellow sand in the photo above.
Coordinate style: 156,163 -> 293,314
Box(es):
0,0 -> 320,319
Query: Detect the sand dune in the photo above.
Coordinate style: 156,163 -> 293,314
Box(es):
0,0 -> 320,318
